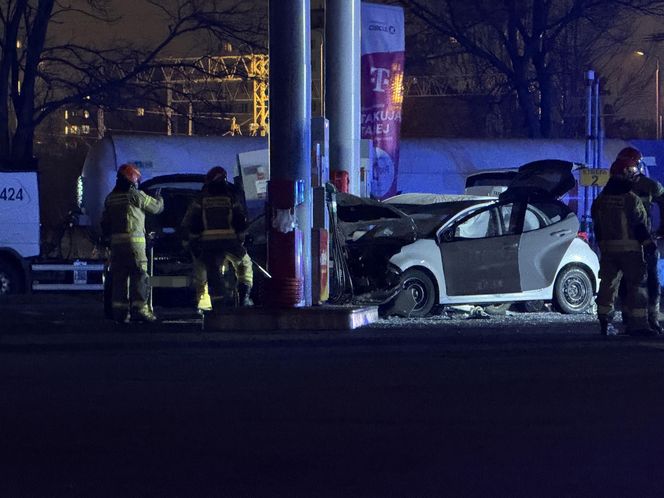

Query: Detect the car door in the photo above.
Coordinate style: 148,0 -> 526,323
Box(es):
517,200 -> 579,291
439,204 -> 521,296
496,159 -> 580,292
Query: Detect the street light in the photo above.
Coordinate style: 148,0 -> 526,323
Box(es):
635,50 -> 661,139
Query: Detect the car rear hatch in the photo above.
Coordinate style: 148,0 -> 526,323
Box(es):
464,170 -> 518,196
499,159 -> 577,201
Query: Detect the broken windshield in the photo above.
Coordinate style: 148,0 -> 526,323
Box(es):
390,200 -> 486,237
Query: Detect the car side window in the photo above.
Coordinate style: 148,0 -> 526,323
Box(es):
454,207 -> 499,239
499,202 -> 528,235
528,200 -> 572,227
523,208 -> 542,232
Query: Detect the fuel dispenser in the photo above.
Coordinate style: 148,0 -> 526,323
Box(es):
260,116 -> 347,307
265,179 -> 306,307
312,117 -> 330,305
331,170 -> 350,193
359,139 -> 374,198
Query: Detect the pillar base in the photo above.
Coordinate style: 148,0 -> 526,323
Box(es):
203,305 -> 378,331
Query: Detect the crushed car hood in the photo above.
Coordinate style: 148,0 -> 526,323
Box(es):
336,192 -> 417,244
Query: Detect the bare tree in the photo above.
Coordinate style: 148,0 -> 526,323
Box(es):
0,0 -> 266,170
400,0 -> 664,138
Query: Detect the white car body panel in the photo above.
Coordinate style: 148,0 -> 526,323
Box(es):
385,193 -> 495,204
389,233 -> 599,306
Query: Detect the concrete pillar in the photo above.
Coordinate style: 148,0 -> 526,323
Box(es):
268,0 -> 312,306
325,0 -> 361,194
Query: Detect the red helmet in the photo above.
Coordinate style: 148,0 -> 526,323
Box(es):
117,163 -> 141,184
205,166 -> 227,184
617,146 -> 642,167
610,157 -> 639,179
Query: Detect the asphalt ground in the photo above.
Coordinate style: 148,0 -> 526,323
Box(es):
0,292 -> 609,350
4,293 -> 664,497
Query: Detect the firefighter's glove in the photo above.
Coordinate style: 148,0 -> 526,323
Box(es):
643,240 -> 658,257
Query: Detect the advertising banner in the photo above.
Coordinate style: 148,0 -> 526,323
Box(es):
361,2 -> 405,199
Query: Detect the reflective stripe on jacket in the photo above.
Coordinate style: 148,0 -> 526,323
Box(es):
201,195 -> 237,241
591,185 -> 648,253
101,186 -> 164,245
598,240 -> 642,253
180,182 -> 248,244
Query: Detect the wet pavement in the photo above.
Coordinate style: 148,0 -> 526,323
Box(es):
3,294 -> 664,497
0,292 -> 603,337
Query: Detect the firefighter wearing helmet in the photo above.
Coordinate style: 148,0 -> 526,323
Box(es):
591,157 -> 657,336
181,166 -> 252,312
101,163 -> 164,323
615,147 -> 664,332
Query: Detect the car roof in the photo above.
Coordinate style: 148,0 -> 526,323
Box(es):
141,173 -> 205,188
384,193 -> 496,204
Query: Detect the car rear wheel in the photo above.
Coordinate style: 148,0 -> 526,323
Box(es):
553,266 -> 593,314
401,268 -> 436,317
0,259 -> 23,295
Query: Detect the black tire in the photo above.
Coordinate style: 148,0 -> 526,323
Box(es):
400,268 -> 437,317
0,258 -> 24,296
553,266 -> 593,314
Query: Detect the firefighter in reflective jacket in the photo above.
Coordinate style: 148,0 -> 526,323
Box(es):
182,167 -> 250,312
591,157 -> 658,336
616,146 -> 664,332
101,163 -> 164,323
183,167 -> 254,311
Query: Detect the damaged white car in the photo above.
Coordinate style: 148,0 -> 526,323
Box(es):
377,159 -> 600,317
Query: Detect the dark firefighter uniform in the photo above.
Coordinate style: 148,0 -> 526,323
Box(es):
182,170 -> 249,312
183,166 -> 253,312
616,146 -> 664,332
591,160 -> 656,336
101,164 -> 164,322
631,174 -> 664,328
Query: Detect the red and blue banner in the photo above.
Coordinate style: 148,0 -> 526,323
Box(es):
361,2 -> 405,199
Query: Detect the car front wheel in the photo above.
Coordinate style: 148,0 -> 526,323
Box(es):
553,266 -> 593,314
400,268 -> 436,317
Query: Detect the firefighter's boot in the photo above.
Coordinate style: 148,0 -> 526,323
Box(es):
238,283 -> 254,307
131,307 -> 158,323
649,314 -> 663,335
599,316 -> 617,336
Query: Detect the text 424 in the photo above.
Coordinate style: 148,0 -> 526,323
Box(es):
0,187 -> 24,201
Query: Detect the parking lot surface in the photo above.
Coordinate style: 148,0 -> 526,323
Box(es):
3,294 -> 664,497
0,293 -> 607,347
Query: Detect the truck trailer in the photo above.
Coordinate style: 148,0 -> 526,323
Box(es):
0,134 -> 265,296
0,133 -> 638,297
